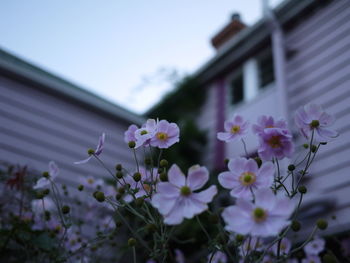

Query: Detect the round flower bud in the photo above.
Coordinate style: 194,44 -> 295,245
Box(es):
133,172 -> 141,182
254,157 -> 262,168
316,219 -> 328,230
36,191 -> 45,199
42,171 -> 50,178
116,193 -> 122,200
146,223 -> 157,233
135,197 -> 144,207
235,234 -> 244,243
128,238 -> 137,247
78,185 -> 84,191
128,141 -> 136,149
298,185 -> 307,194
208,214 -> 219,224
288,164 -> 295,171
322,254 -> 337,263
303,143 -> 309,149
291,220 -> 301,232
311,145 -> 317,153
87,148 -> 95,155
62,205 -> 70,214
116,164 -> 123,171
144,158 -> 152,166
43,189 -> 50,196
94,191 -> 105,202
118,187 -> 125,195
116,171 -> 123,179
160,159 -> 168,168
159,172 -> 168,182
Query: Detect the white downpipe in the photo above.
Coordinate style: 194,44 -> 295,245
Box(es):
263,1 -> 290,126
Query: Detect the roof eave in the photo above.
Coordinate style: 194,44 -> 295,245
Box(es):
0,48 -> 145,125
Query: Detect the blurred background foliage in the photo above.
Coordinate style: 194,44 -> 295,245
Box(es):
146,75 -> 207,171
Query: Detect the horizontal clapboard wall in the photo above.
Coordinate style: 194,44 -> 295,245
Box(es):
285,0 -> 350,234
0,75 -> 143,188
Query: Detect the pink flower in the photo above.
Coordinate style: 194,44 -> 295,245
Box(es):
80,175 -> 104,189
302,255 -> 321,263
304,237 -> 325,256
295,103 -> 338,142
217,114 -> 249,142
74,133 -> 105,164
257,128 -> 294,160
150,120 -> 180,149
134,119 -> 157,148
124,124 -> 138,143
218,158 -> 274,199
271,237 -> 291,256
151,164 -> 217,225
222,189 -> 294,237
175,249 -> 185,263
34,161 -> 59,189
252,115 -> 287,135
207,251 -> 227,263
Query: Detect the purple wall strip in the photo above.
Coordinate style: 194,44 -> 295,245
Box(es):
214,78 -> 226,170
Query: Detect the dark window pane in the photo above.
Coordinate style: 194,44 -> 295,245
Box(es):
258,51 -> 274,88
231,72 -> 244,104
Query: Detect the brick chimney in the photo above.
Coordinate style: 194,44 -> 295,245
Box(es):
211,13 -> 246,50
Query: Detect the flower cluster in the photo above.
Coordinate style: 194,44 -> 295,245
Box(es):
125,119 -> 180,149
1,103 -> 341,263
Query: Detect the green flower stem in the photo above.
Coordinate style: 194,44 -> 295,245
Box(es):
241,138 -> 249,156
133,247 -> 137,263
196,215 -> 211,242
94,155 -> 123,185
133,149 -> 140,173
108,199 -> 152,253
289,226 -> 318,255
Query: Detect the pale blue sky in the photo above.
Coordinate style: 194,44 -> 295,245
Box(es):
0,0 -> 282,114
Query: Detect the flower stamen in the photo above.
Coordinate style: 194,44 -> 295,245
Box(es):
180,186 -> 191,196
267,135 -> 282,148
231,125 -> 241,134
252,207 -> 268,223
239,172 -> 257,186
156,132 -> 168,140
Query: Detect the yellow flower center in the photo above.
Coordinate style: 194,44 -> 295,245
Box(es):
310,120 -> 320,129
253,207 -> 268,223
267,135 -> 282,148
239,172 -> 256,186
87,178 -> 94,184
231,125 -> 240,134
140,130 -> 148,135
180,186 -> 191,196
156,132 -> 168,140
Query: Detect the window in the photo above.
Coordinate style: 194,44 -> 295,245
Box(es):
231,71 -> 244,104
257,50 -> 274,88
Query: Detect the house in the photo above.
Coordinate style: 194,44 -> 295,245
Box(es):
193,0 -> 350,236
0,48 -> 144,188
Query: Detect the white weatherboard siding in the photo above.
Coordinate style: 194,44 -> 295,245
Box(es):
285,0 -> 350,234
0,72 -> 143,188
